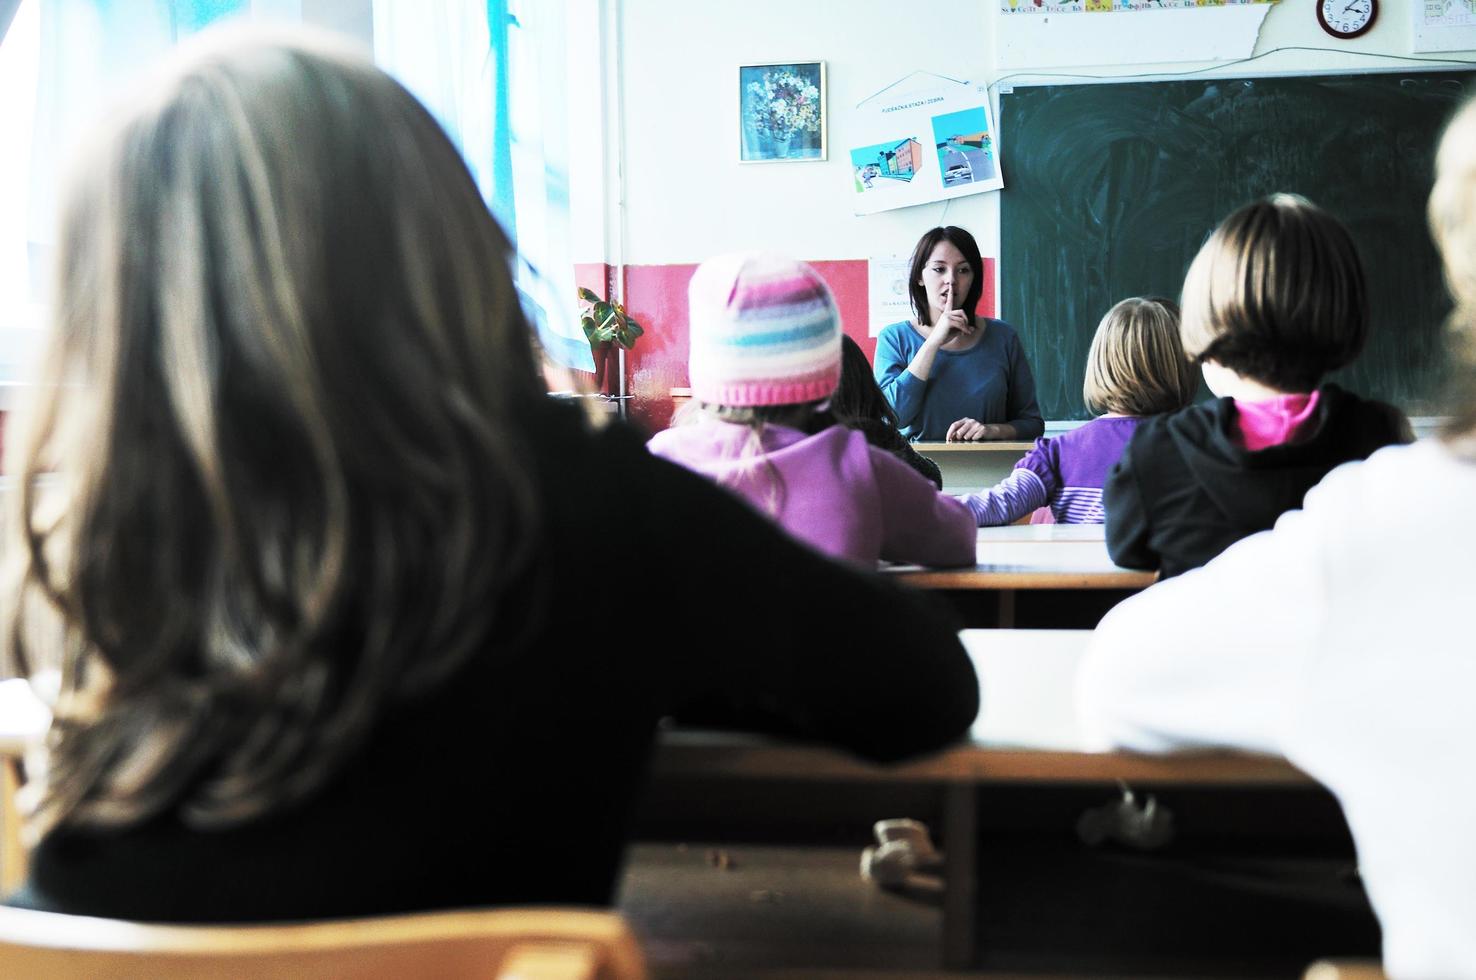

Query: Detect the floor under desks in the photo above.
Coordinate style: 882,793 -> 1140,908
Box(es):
622,781 -> 1380,978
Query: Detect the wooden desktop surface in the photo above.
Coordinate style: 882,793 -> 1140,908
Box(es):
912,441 -> 1035,454
885,524 -> 1158,591
1,631 -> 1303,787
656,629 -> 1303,787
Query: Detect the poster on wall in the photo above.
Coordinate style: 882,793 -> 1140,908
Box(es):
995,3 -> 1274,69
849,76 -> 1003,216
1001,0 -> 1273,11
868,256 -> 914,337
1413,0 -> 1476,52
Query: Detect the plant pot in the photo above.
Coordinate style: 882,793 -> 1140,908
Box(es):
591,340 -> 613,393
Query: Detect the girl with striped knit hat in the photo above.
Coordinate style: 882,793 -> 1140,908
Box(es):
647,252 -> 975,568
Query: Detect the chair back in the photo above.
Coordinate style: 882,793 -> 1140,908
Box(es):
0,905 -> 647,979
0,677 -> 51,895
1304,960 -> 1388,980
0,757 -> 21,896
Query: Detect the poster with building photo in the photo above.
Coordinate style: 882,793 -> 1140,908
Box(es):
849,77 -> 1003,215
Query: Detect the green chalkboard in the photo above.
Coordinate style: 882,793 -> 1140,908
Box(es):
1000,71 -> 1475,420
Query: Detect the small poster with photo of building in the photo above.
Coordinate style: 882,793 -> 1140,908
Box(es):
849,77 -> 1003,215
850,137 -> 921,198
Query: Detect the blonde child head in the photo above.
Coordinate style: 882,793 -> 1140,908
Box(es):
1179,193 -> 1368,393
1083,296 -> 1197,417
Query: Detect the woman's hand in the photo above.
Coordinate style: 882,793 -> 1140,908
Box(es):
946,418 -> 989,442
923,285 -> 974,349
946,419 -> 1014,442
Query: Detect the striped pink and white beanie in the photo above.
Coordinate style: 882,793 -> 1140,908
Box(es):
687,252 -> 842,407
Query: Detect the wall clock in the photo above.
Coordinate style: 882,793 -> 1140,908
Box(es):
1317,0 -> 1377,39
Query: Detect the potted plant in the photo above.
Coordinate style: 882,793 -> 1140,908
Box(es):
578,286 -> 644,395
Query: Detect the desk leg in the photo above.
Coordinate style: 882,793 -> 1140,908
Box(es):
941,782 -> 978,970
997,590 -> 1016,629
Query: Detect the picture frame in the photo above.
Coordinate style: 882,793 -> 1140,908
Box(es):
739,61 -> 827,163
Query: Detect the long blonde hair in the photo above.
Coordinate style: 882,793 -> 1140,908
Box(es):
4,29 -> 546,834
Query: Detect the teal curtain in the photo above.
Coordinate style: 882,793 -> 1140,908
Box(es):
486,0 -> 515,237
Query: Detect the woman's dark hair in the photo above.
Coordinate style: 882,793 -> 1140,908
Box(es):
907,226 -> 985,327
832,335 -> 899,428
830,336 -> 943,489
6,29 -> 547,836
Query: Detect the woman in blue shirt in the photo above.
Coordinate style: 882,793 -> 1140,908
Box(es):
875,226 -> 1043,442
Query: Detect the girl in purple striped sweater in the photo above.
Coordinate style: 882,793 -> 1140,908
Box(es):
960,297 -> 1197,526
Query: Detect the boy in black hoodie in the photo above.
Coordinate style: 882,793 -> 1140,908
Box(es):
1105,194 -> 1411,579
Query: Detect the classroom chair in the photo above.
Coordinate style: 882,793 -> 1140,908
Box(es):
0,675 -> 50,896
1303,959 -> 1387,980
0,906 -> 648,980
0,755 -> 21,896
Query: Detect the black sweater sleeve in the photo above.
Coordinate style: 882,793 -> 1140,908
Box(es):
624,439 -> 979,763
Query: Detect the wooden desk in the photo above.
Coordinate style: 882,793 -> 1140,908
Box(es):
885,525 -> 1157,627
651,630 -> 1306,970
912,441 -> 1032,494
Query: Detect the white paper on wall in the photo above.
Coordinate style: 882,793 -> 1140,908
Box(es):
849,76 -> 1004,217
868,256 -> 914,337
995,4 -> 1271,70
1412,0 -> 1476,53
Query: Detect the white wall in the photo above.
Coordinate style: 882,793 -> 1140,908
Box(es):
615,0 -> 994,265
609,0 -> 1476,269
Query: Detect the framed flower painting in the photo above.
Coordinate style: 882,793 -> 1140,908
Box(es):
739,61 -> 827,163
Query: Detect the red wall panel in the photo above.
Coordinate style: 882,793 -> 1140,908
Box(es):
620,257 -> 996,434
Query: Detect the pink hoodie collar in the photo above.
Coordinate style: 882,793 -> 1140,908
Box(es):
1233,390 -> 1321,451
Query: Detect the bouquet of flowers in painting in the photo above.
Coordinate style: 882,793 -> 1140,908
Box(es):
740,62 -> 826,162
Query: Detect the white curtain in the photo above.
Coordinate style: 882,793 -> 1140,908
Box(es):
2,0 -> 280,382
373,0 -> 591,371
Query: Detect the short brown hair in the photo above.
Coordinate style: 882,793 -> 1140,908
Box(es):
1179,194 -> 1368,392
1429,97 -> 1476,444
1083,297 -> 1198,416
907,226 -> 984,327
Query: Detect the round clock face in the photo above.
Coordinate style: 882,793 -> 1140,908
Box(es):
1317,0 -> 1377,38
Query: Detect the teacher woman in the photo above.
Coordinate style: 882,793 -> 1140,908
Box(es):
875,226 -> 1043,442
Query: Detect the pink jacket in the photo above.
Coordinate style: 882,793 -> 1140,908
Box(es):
648,420 -> 975,568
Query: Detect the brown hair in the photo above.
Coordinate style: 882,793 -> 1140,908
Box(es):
1082,297 -> 1198,417
1179,194 -> 1369,392
4,29 -> 547,835
832,335 -> 899,429
907,226 -> 985,327
1429,97 -> 1476,446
